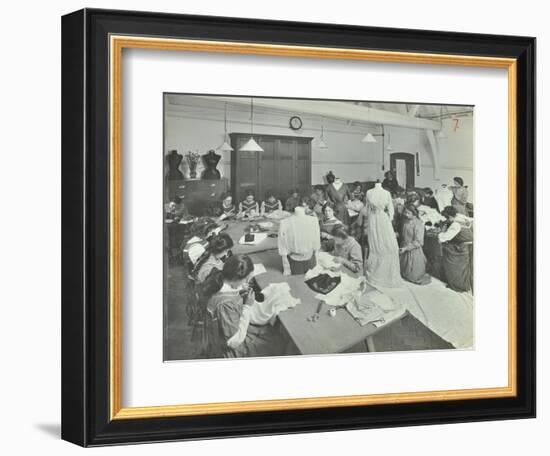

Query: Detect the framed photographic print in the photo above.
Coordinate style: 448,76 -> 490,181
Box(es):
61,8 -> 536,446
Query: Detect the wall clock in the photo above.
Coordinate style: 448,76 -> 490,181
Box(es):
289,115 -> 303,130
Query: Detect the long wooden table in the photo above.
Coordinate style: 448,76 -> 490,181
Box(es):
251,250 -> 407,355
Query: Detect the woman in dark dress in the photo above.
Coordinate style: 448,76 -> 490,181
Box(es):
325,174 -> 351,226
382,170 -> 400,194
450,177 -> 469,216
399,204 -> 431,285
438,206 -> 474,292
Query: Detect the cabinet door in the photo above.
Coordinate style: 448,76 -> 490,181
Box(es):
257,136 -> 277,200
295,139 -> 312,195
234,136 -> 258,203
276,138 -> 296,200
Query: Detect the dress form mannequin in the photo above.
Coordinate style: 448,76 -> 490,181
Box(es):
365,182 -> 402,288
201,149 -> 222,180
166,150 -> 184,180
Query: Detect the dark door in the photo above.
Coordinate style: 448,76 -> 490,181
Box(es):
390,152 -> 415,189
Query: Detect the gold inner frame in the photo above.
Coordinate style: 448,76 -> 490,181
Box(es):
109,35 -> 518,420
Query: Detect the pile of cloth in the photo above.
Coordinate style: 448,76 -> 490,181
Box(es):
304,261 -> 407,328
418,204 -> 446,226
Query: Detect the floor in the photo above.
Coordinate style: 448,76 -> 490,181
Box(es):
163,251 -> 453,361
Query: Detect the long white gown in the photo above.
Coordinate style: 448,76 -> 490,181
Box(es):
365,183 -> 403,288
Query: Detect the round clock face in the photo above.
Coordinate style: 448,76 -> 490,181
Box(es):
289,116 -> 303,130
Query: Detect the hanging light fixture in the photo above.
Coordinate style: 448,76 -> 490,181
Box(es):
436,105 -> 446,139
217,102 -> 234,152
361,132 -> 377,143
239,98 -> 264,152
317,116 -> 328,149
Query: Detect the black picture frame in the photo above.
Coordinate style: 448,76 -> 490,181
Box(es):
62,8 -> 536,447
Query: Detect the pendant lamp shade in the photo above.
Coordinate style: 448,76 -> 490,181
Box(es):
218,140 -> 234,152
317,138 -> 328,149
318,116 -> 328,149
239,98 -> 264,152
361,132 -> 377,143
240,137 -> 264,152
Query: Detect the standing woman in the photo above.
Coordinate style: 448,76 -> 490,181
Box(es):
450,177 -> 469,215
325,172 -> 351,225
399,204 -> 431,285
438,206 -> 474,292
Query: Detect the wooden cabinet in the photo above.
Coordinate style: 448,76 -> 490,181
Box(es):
229,133 -> 312,203
166,178 -> 229,216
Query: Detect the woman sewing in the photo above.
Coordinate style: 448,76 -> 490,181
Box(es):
206,255 -> 281,358
438,206 -> 474,292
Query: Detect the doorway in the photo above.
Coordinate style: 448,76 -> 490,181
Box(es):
390,152 -> 415,190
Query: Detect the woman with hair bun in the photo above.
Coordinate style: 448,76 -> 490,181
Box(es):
193,232 -> 234,284
438,206 -> 474,292
206,254 -> 281,358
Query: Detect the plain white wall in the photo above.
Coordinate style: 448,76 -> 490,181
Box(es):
165,97 -> 474,189
0,1 -> 544,455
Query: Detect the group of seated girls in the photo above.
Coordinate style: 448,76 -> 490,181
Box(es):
182,225 -> 284,359
217,188 -> 314,221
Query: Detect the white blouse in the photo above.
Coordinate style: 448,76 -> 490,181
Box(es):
438,221 -> 461,243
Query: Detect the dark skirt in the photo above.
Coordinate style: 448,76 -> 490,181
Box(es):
287,254 -> 317,275
442,243 -> 472,292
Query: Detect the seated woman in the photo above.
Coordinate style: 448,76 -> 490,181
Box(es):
278,205 -> 321,275
320,203 -> 345,239
399,204 -> 431,285
218,192 -> 236,220
284,188 -> 301,212
346,184 -> 365,215
193,232 -> 234,284
300,195 -> 317,217
260,190 -> 282,216
450,177 -> 469,216
182,218 -> 221,267
331,226 -> 363,274
166,195 -> 188,221
237,189 -> 259,219
206,254 -> 282,358
422,187 -> 439,212
311,185 -> 328,219
351,181 -> 365,202
438,206 -> 474,293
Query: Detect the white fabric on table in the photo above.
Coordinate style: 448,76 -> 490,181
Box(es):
370,279 -> 473,349
226,283 -> 301,348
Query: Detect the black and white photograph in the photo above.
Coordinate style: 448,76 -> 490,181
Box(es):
163,94 -> 475,361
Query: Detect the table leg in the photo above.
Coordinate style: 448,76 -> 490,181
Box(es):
365,335 -> 376,352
